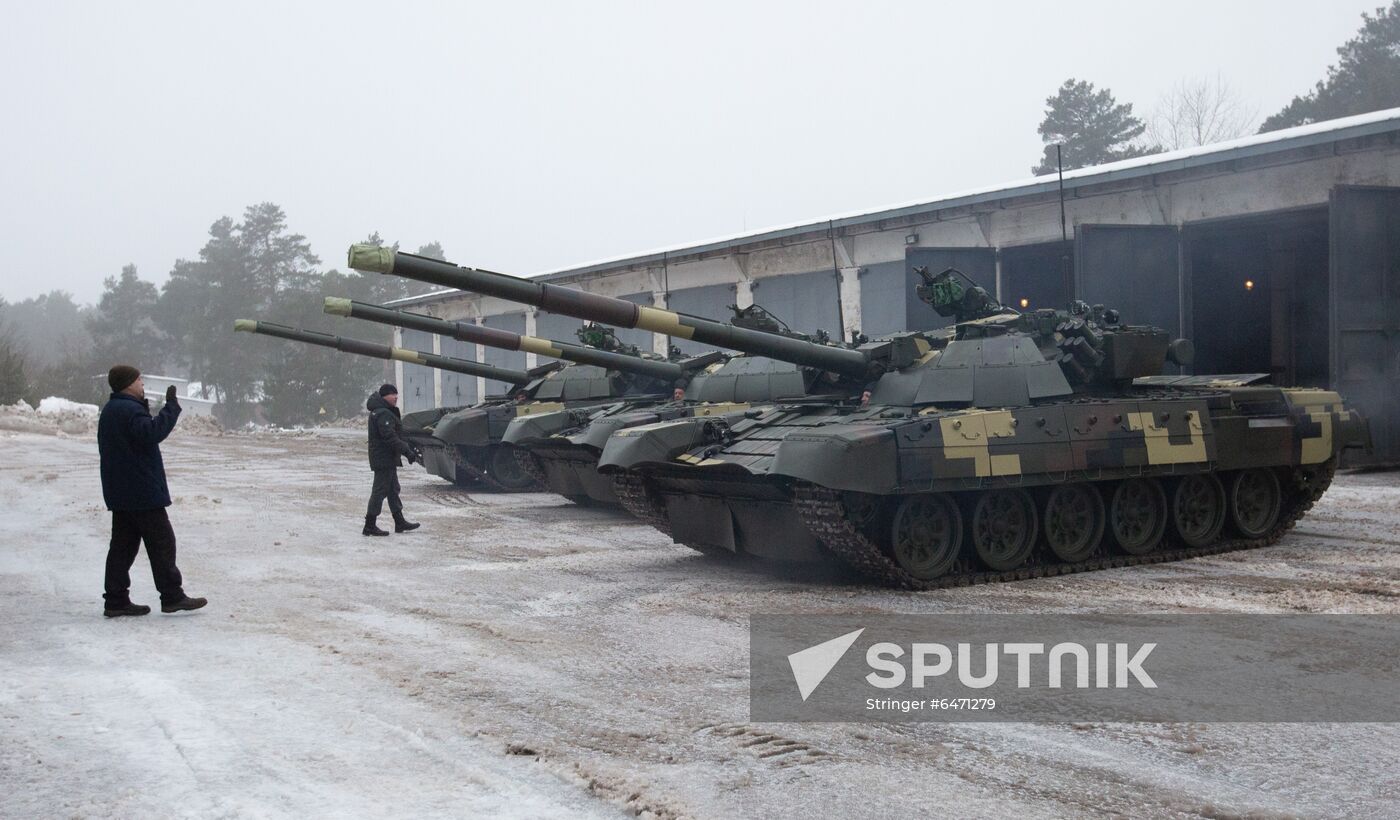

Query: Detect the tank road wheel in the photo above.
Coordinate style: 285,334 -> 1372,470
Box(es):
842,491 -> 887,543
1043,483 -> 1105,563
1228,469 -> 1283,539
1170,473 -> 1227,548
971,489 -> 1038,571
1109,479 -> 1167,555
486,446 -> 537,491
890,494 -> 963,580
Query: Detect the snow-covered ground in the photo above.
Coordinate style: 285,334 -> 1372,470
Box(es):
2,429 -> 1398,819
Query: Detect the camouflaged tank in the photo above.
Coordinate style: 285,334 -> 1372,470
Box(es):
500,306 -> 863,506
233,319 -> 536,486
347,244 -> 1371,588
322,296 -> 699,490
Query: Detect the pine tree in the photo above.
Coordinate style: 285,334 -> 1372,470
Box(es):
1033,79 -> 1155,175
87,265 -> 164,371
1260,1 -> 1400,131
0,304 -> 27,405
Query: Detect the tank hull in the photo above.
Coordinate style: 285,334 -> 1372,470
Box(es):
507,400 -> 773,506
600,386 -> 1369,586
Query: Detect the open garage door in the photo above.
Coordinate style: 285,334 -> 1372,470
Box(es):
904,247 -> 996,329
1330,185 -> 1400,465
1075,225 -> 1182,337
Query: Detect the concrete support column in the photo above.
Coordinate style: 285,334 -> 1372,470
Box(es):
524,310 -> 539,368
431,333 -> 443,407
838,266 -> 862,342
392,327 -> 404,397
474,318 -> 487,399
651,290 -> 670,356
734,279 -> 754,310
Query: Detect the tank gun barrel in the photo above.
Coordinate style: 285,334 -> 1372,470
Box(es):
324,297 -> 685,383
233,319 -> 532,386
347,245 -> 871,379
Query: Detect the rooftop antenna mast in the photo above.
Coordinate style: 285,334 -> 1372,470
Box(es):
1056,143 -> 1073,304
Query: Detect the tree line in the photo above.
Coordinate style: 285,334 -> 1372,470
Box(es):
0,203 -> 445,427
2,3 -> 1396,423
1032,1 -> 1400,174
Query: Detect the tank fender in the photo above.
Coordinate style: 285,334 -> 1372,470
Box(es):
432,407 -> 497,446
502,409 -> 572,445
769,424 -> 899,493
598,417 -> 711,472
570,411 -> 662,450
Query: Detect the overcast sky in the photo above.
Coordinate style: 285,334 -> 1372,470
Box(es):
0,0 -> 1379,304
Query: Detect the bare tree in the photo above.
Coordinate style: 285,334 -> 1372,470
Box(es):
1148,75 -> 1258,150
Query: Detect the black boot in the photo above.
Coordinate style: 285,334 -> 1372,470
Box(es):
393,512 -> 420,533
161,596 -> 208,613
363,516 -> 390,536
103,601 -> 151,618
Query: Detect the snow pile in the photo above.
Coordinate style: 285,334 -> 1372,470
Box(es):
32,396 -> 101,435
316,415 -> 364,430
178,414 -> 225,436
0,401 -> 55,435
0,398 -> 223,437
0,399 -> 96,435
0,398 -> 99,435
36,397 -> 99,417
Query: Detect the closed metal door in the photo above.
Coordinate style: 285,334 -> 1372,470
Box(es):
1330,185 -> 1400,465
399,328 -> 435,412
1075,224 -> 1182,337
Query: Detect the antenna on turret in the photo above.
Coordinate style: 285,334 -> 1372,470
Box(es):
828,219 -> 846,341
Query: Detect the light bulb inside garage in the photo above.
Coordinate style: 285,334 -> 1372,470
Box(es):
1244,279 -> 1255,291
1019,297 -> 1029,308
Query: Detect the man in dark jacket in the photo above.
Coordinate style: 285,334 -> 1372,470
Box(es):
97,365 -> 207,617
364,383 -> 421,536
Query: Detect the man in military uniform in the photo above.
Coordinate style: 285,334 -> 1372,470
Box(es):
97,365 -> 207,617
364,383 -> 421,536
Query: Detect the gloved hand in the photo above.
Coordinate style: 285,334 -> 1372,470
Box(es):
165,385 -> 180,408
404,446 -> 418,465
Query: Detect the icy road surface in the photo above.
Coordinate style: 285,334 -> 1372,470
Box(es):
2,429 -> 1398,819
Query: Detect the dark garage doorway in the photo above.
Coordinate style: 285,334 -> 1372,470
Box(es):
1185,208 -> 1330,388
1000,240 -> 1073,313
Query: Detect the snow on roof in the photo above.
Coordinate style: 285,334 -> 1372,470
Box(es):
388,107 -> 1400,307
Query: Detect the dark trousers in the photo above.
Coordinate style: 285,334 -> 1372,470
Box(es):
105,508 -> 185,606
367,467 -> 403,519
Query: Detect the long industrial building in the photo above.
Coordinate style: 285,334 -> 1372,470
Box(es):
388,108 -> 1400,463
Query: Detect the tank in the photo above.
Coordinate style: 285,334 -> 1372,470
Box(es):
349,245 -> 1371,587
321,297 -> 705,490
499,304 -> 860,506
345,246 -> 868,507
234,319 -> 540,487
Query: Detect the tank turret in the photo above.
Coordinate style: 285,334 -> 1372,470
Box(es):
233,319 -> 532,385
346,245 -> 872,378
348,247 -> 1201,409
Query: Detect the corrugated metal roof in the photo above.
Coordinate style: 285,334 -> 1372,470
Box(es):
389,107 -> 1400,307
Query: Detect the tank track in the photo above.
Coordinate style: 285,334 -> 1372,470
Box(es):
612,475 -> 745,558
791,462 -> 1336,590
514,448 -> 547,485
451,446 -> 510,492
611,475 -> 673,537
